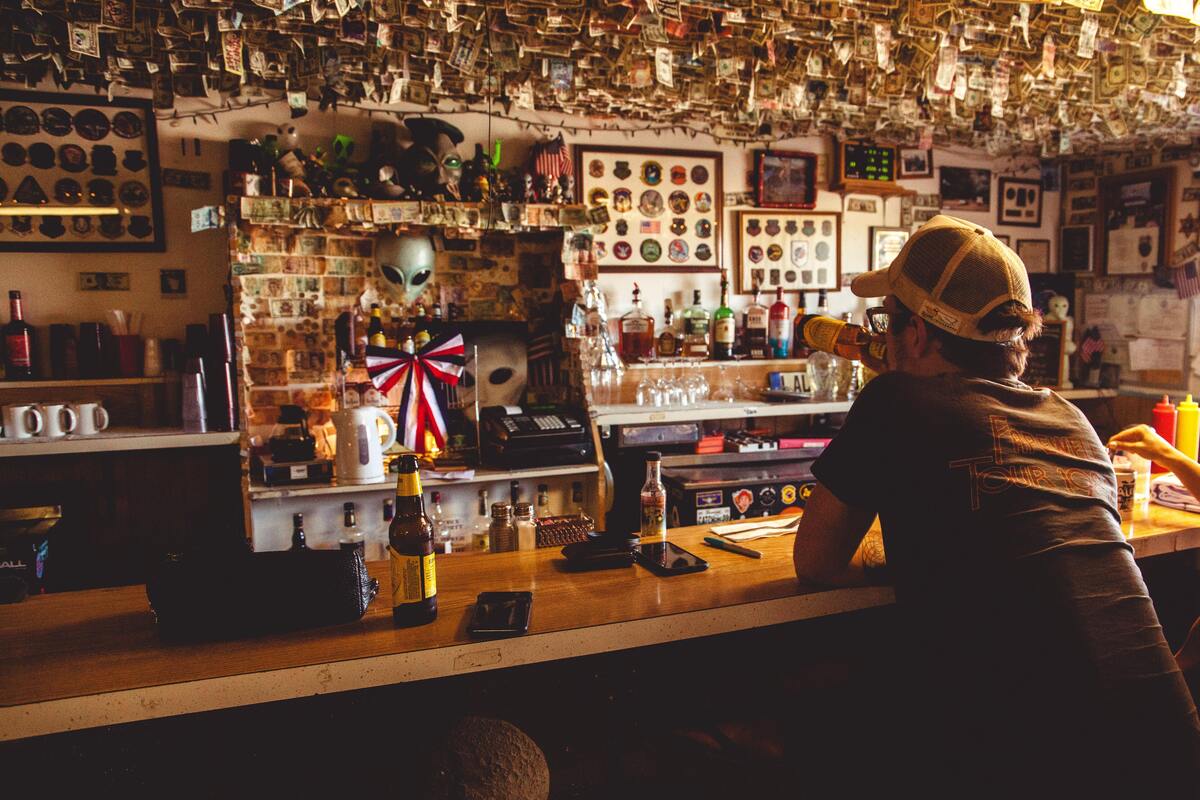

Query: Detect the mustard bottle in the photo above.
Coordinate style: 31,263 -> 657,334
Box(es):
1176,394 -> 1199,462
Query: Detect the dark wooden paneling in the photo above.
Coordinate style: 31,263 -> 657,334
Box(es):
0,445 -> 244,590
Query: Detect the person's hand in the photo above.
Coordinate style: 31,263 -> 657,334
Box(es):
1107,424 -> 1179,465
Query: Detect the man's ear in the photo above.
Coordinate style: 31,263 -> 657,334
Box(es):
910,315 -> 935,357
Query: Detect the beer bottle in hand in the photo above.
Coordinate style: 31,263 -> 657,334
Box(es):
389,455 -> 437,626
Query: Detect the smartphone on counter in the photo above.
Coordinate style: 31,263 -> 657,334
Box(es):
634,541 -> 709,577
467,591 -> 533,638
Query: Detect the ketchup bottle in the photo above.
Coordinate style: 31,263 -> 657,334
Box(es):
1152,394 -> 1177,474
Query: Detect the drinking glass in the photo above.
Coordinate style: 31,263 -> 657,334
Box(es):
636,356 -> 661,406
807,351 -> 836,402
684,357 -> 709,404
731,352 -> 755,400
711,361 -> 735,403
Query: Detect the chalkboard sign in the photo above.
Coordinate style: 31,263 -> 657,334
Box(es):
1023,319 -> 1066,388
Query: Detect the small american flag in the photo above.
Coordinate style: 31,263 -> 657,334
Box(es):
532,134 -> 572,183
1078,326 -> 1104,366
1175,259 -> 1200,299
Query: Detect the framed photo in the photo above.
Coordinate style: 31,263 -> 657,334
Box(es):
1060,225 -> 1094,273
0,89 -> 164,252
995,234 -> 1011,248
754,150 -> 816,209
898,148 -> 933,179
1016,238 -> 1051,274
576,145 -> 722,272
939,166 -> 991,212
736,210 -> 841,294
870,226 -> 910,271
1098,168 -> 1174,276
997,177 -> 1043,227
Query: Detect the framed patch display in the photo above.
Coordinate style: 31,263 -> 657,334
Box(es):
997,177 -> 1042,227
754,150 -> 817,209
0,89 -> 164,252
736,210 -> 841,294
1098,168 -> 1173,277
576,145 -> 722,272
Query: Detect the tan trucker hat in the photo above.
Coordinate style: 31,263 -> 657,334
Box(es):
851,215 -> 1032,342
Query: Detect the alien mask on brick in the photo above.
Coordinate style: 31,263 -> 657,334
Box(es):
399,118 -> 464,200
376,231 -> 436,304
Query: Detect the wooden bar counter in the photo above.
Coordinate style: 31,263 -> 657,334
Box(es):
3,505 -> 1200,742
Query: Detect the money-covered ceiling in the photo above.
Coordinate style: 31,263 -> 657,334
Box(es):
3,0 -> 1200,154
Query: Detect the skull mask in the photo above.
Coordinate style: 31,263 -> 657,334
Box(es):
399,118 -> 464,200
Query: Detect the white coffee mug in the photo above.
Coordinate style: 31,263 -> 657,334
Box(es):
3,404 -> 44,439
38,402 -> 78,438
70,401 -> 110,436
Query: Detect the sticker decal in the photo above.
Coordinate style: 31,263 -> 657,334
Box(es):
732,488 -> 754,515
781,484 -> 797,505
697,507 -> 732,524
696,490 -> 724,508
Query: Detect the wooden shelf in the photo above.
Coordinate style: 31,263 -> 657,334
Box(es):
0,428 -> 238,457
0,376 -> 169,390
623,358 -> 810,371
236,196 -> 589,232
249,463 -> 599,501
590,399 -> 853,426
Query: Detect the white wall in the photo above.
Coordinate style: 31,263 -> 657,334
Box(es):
4,83 -> 1060,356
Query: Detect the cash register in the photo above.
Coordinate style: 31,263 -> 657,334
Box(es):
480,405 -> 594,468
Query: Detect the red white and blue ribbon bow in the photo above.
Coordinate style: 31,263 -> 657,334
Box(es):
365,334 -> 465,453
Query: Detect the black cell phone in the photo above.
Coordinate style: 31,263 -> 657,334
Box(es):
468,591 -> 533,638
634,541 -> 709,576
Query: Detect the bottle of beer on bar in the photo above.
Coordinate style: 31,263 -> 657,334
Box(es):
389,454 -> 437,626
291,512 -> 307,551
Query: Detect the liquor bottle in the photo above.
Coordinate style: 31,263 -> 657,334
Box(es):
640,451 -> 667,538
792,292 -> 811,359
413,302 -> 431,350
571,481 -> 586,517
713,272 -> 736,360
795,314 -> 887,371
618,283 -> 656,363
742,284 -> 768,359
367,304 -> 385,347
816,289 -> 830,317
768,287 -> 791,358
339,502 -> 365,556
656,299 -> 681,358
389,454 -> 437,626
352,303 -> 369,360
510,479 -> 521,507
429,491 -> 453,554
3,290 -> 35,379
472,489 -> 491,552
536,483 -> 550,516
681,290 -> 711,359
291,512 -> 307,551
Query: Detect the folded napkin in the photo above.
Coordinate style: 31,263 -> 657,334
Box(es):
710,515 -> 802,542
1151,474 -> 1200,514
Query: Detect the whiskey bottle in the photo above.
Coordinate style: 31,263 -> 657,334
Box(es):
618,283 -> 656,363
742,284 -> 768,359
681,290 -> 711,359
713,272 -> 735,361
3,290 -> 35,379
656,299 -> 681,358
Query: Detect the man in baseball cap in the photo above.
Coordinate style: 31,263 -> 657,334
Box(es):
792,216 -> 1200,792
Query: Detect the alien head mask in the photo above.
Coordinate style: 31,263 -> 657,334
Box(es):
398,118 -> 465,200
376,231 -> 436,303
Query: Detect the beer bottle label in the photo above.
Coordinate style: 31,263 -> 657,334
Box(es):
5,335 -> 30,368
715,318 -> 735,344
389,547 -> 437,603
395,471 -> 422,497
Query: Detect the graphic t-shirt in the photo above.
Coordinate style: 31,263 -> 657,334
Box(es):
812,372 -> 1200,785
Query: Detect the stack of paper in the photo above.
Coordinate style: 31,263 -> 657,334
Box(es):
710,515 -> 802,542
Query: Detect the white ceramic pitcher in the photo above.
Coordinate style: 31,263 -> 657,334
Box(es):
332,406 -> 397,484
